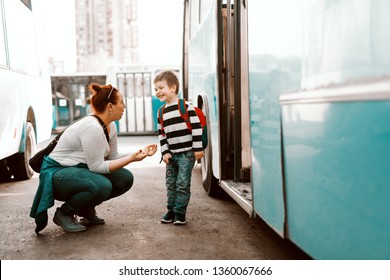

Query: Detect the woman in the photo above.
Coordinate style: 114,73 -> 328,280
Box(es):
30,83 -> 157,233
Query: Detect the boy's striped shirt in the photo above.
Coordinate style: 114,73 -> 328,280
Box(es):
158,100 -> 203,155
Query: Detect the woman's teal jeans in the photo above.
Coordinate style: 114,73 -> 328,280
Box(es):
52,165 -> 133,215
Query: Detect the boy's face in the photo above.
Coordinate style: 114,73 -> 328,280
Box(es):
154,80 -> 177,103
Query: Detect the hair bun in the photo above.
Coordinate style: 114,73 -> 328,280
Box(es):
91,83 -> 101,92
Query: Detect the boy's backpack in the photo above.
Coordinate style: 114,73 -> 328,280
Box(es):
158,98 -> 208,150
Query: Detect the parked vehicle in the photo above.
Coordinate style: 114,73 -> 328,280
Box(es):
183,0 -> 390,259
0,0 -> 52,180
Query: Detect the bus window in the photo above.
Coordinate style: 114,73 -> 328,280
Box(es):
0,2 -> 7,67
189,0 -> 200,40
200,0 -> 213,24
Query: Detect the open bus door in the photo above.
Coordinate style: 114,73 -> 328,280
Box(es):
182,0 -> 253,215
217,0 -> 252,214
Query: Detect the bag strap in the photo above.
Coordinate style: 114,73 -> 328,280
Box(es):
91,115 -> 110,143
55,116 -> 85,140
157,104 -> 166,136
178,98 -> 192,131
43,117 -> 82,152
158,99 -> 192,135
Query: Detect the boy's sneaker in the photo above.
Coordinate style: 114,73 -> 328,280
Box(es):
161,211 -> 175,223
173,214 -> 186,225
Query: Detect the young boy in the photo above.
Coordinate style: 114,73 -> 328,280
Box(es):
154,70 -> 204,225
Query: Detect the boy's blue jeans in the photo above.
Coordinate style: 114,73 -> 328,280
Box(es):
52,165 -> 133,215
166,151 -> 195,215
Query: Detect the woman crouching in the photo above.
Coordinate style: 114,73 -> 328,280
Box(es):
30,83 -> 157,233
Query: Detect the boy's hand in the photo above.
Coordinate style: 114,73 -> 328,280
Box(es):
163,153 -> 172,164
194,151 -> 204,161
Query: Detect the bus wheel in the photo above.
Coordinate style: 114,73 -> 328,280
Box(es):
200,98 -> 222,197
201,139 -> 221,197
8,122 -> 36,180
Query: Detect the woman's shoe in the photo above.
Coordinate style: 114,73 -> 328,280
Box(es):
53,208 -> 87,232
79,208 -> 105,225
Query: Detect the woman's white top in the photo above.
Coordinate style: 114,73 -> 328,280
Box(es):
50,116 -> 124,174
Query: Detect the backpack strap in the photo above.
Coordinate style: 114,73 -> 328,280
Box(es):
178,98 -> 192,131
157,104 -> 166,136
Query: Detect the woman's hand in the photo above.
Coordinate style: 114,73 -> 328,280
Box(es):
109,144 -> 158,172
143,144 -> 158,156
132,144 -> 158,162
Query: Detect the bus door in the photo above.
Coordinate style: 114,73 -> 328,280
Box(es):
217,0 -> 253,214
116,72 -> 154,134
53,88 -> 72,127
72,83 -> 88,121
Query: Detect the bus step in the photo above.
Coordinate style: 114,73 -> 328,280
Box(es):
220,180 -> 253,217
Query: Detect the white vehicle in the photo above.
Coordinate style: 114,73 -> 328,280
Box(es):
0,0 -> 52,180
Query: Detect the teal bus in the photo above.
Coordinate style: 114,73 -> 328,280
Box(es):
183,0 -> 390,259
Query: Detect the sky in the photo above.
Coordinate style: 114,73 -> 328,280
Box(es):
137,0 -> 183,66
39,0 -> 183,73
